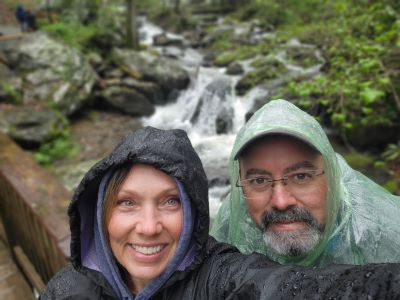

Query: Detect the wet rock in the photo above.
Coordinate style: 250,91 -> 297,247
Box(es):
86,52 -> 103,69
111,48 -> 190,97
0,60 -> 12,78
184,29 -> 207,48
0,104 -> 66,147
202,51 -> 219,67
235,57 -> 287,95
160,46 -> 183,59
99,85 -> 154,116
153,32 -> 183,47
202,26 -> 234,47
0,77 -> 22,103
0,32 -> 97,116
121,78 -> 164,105
191,77 -> 233,134
281,39 -> 323,68
216,106 -> 233,134
51,159 -> 99,192
226,62 -> 244,75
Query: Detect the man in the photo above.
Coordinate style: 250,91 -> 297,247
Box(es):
211,99 -> 400,266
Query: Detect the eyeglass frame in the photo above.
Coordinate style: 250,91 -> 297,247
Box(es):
235,170 -> 325,191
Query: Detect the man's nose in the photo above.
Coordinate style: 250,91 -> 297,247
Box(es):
135,207 -> 163,236
270,180 -> 297,210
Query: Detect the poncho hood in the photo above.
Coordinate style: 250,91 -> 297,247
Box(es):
68,126 -> 209,294
211,99 -> 400,266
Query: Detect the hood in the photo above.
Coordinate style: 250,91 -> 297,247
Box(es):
228,99 -> 344,265
68,127 -> 209,293
212,99 -> 400,266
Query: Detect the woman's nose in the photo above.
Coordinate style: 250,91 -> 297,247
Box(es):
135,207 -> 163,236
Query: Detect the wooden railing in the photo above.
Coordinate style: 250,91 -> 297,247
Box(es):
0,132 -> 70,290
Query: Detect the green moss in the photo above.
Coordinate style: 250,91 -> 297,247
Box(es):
214,52 -> 238,67
0,82 -> 23,105
33,117 -> 79,166
236,57 -> 287,95
41,21 -> 99,51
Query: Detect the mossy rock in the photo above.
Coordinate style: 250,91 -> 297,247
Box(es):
235,57 -> 287,95
214,52 -> 238,67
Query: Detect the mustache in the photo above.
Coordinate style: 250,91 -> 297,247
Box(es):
261,206 -> 321,230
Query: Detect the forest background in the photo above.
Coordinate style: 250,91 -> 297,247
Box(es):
1,0 -> 400,194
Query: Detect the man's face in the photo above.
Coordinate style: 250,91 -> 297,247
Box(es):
239,136 -> 327,256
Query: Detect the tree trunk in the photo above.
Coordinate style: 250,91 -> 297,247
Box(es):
45,0 -> 53,23
175,0 -> 181,13
126,0 -> 140,50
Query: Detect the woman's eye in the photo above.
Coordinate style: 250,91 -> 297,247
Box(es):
165,197 -> 181,206
117,199 -> 135,206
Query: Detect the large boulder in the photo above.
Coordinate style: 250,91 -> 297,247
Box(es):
98,85 -> 154,116
0,104 -> 66,147
191,77 -> 234,135
111,48 -> 190,97
0,32 -> 97,115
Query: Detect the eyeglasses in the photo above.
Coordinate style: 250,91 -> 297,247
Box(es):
236,170 -> 325,196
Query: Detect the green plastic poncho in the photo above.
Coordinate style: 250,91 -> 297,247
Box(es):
211,99 -> 400,266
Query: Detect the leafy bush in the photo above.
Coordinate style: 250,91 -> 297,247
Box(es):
0,82 -> 22,105
270,0 -> 400,141
41,21 -> 99,51
34,129 -> 79,166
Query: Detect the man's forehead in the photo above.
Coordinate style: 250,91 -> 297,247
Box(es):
238,134 -> 320,160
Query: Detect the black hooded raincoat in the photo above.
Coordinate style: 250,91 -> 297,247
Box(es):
40,127 -> 400,299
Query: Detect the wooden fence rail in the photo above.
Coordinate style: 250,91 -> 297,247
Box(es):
0,132 -> 70,291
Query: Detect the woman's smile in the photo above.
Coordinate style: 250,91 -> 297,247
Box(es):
130,244 -> 166,256
107,164 -> 183,292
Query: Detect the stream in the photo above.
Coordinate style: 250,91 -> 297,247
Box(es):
138,17 -> 323,218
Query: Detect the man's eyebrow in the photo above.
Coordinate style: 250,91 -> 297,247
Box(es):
284,161 -> 317,173
245,169 -> 271,178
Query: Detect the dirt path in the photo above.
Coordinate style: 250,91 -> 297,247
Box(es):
0,25 -> 20,35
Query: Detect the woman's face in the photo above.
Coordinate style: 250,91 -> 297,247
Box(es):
107,164 -> 182,292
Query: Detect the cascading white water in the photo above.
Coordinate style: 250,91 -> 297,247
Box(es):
142,64 -> 267,218
139,17 -> 322,219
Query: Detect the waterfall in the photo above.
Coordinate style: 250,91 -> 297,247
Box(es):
139,17 -> 321,219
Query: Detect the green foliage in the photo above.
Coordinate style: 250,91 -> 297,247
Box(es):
232,0 -> 327,29
0,82 -> 22,105
383,180 -> 398,193
343,152 -> 374,170
214,42 -> 272,66
383,144 -> 400,162
268,0 -> 400,137
34,129 -> 79,166
148,7 -> 196,33
236,57 -> 287,95
41,21 -> 99,51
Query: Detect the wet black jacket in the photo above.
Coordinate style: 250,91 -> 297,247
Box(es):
40,127 -> 400,299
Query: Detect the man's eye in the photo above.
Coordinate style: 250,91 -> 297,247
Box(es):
249,177 -> 269,185
289,172 -> 313,183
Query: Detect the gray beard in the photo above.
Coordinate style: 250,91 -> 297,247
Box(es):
261,206 -> 324,256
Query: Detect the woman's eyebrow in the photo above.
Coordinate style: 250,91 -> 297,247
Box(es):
283,161 -> 317,173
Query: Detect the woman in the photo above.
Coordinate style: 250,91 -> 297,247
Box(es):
40,126 -> 400,299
